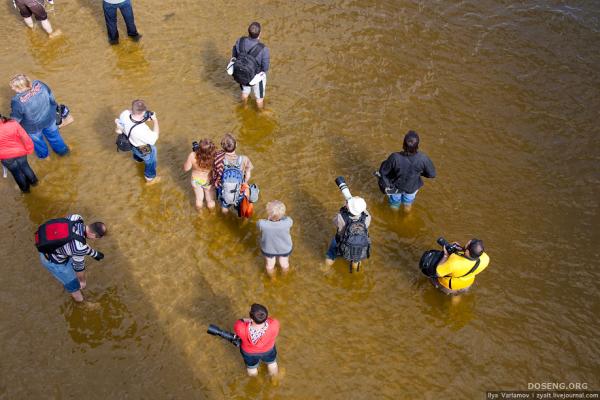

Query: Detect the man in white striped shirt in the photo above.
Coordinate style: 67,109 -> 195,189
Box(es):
38,214 -> 106,302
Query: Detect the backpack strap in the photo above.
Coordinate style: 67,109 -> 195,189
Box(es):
248,42 -> 265,58
239,36 -> 264,57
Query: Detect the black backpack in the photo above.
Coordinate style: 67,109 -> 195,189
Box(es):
419,250 -> 445,278
232,38 -> 265,86
338,208 -> 371,263
35,218 -> 85,255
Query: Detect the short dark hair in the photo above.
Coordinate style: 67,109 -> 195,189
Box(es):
248,22 -> 261,39
221,133 -> 236,152
249,303 -> 268,324
467,239 -> 484,258
403,130 -> 420,154
132,99 -> 147,114
88,222 -> 107,238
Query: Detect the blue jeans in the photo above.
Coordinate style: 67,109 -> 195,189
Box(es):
132,145 -> 157,180
326,238 -> 339,260
29,121 -> 69,159
388,190 -> 418,207
1,156 -> 38,192
102,0 -> 139,42
39,254 -> 81,293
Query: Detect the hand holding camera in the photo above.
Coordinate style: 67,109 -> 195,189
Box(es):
437,237 -> 463,255
144,110 -> 156,121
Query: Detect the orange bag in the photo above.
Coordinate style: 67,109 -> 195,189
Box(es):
238,183 -> 254,218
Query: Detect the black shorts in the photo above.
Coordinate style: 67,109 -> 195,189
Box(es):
16,0 -> 48,21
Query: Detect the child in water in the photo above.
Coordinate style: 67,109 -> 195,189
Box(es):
183,139 -> 216,210
257,201 -> 293,276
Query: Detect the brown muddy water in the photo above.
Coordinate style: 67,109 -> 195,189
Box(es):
1,0 -> 599,399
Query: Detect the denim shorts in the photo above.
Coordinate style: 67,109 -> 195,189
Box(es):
240,346 -> 277,369
39,253 -> 81,293
262,250 -> 292,258
388,190 -> 418,207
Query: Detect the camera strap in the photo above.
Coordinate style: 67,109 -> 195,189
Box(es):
457,258 -> 481,278
126,114 -> 148,141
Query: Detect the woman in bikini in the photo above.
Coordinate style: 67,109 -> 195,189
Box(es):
183,138 -> 216,210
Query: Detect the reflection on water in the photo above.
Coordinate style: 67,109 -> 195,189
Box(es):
61,287 -> 138,347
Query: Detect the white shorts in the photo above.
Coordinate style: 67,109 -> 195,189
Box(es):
241,76 -> 267,100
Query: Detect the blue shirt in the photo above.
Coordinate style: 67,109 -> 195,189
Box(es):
10,80 -> 57,134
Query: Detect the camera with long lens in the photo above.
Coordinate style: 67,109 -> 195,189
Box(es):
437,237 -> 463,254
207,324 -> 241,347
144,110 -> 154,120
192,141 -> 200,152
335,176 -> 352,201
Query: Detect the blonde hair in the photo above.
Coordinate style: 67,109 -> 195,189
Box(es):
266,200 -> 286,221
9,74 -> 32,92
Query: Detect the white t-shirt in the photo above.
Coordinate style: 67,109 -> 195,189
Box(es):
118,110 -> 158,147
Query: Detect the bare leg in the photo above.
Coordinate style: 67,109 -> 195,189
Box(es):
267,362 -> 279,376
76,271 -> 87,290
247,368 -> 258,377
325,258 -> 334,266
192,181 -> 205,211
221,206 -> 229,214
278,256 -> 289,273
23,17 -> 34,28
403,203 -> 413,212
351,262 -> 359,272
265,256 -> 276,277
241,93 -> 249,107
256,98 -> 264,110
71,290 -> 84,302
204,186 -> 216,209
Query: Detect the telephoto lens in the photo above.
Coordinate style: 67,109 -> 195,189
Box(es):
206,324 -> 241,347
335,176 -> 352,200
192,141 -> 200,151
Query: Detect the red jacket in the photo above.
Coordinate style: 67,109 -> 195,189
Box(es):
234,317 -> 279,354
0,120 -> 34,160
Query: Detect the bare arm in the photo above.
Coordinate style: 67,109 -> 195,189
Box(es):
183,152 -> 194,172
151,113 -> 159,136
243,156 -> 253,183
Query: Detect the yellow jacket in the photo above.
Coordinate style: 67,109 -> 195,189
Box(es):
436,252 -> 490,290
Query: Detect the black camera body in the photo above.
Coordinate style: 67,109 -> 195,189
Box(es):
192,141 -> 200,152
144,110 -> 154,120
437,237 -> 463,254
207,324 -> 241,347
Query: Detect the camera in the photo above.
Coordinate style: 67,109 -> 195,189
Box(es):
335,176 -> 352,200
207,324 -> 241,347
144,110 -> 154,120
437,237 -> 463,254
192,141 -> 200,152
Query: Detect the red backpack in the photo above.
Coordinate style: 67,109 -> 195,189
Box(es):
35,218 -> 85,254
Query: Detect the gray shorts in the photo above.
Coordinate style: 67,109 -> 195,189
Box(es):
240,76 -> 266,99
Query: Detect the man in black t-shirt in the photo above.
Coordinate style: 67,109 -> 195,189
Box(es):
377,130 -> 436,211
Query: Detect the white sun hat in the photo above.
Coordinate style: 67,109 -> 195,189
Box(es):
347,196 -> 367,216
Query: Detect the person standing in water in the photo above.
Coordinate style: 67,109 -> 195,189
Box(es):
14,0 -> 61,38
183,138 -> 217,210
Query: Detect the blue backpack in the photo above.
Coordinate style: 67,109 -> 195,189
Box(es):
220,156 -> 244,206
